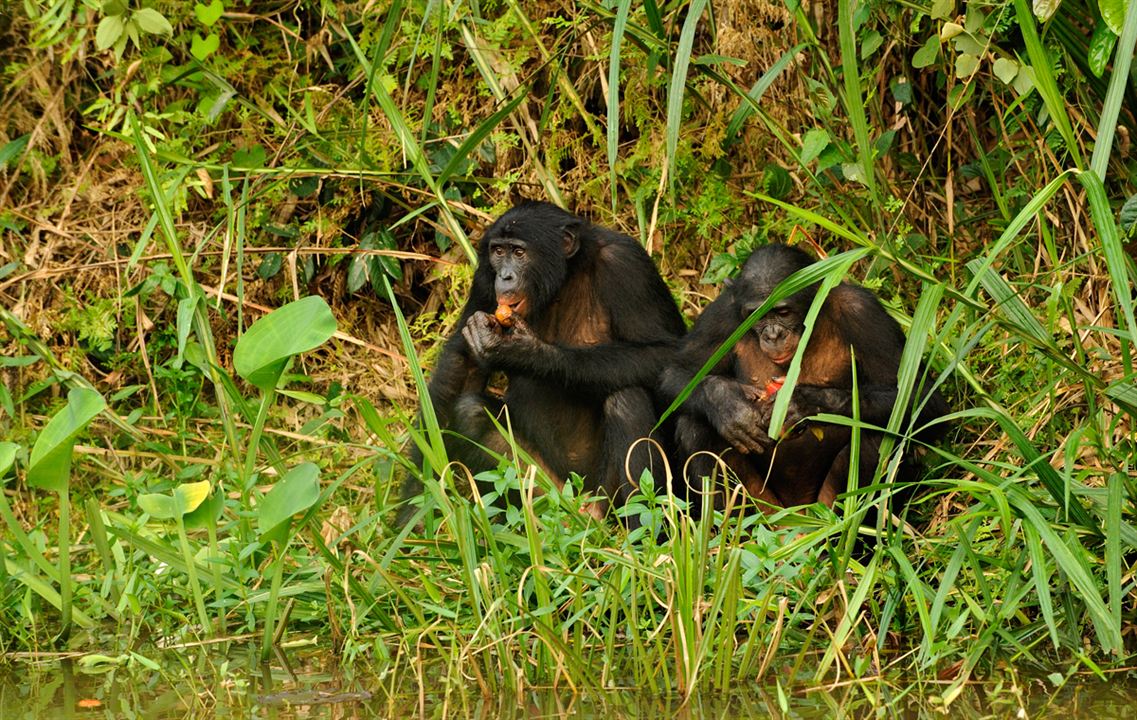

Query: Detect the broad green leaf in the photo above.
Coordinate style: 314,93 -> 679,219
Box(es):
194,0 -> 224,27
191,32 -> 220,60
28,388 -> 105,492
0,134 -> 29,167
762,164 -> 792,199
1119,193 -> 1137,236
841,162 -> 867,184
137,481 -> 210,520
800,128 -> 829,165
234,296 -> 337,391
955,53 -> 980,78
930,0 -> 955,19
96,15 -> 126,51
913,35 -> 940,68
137,492 -> 175,519
102,0 -> 127,15
940,22 -> 964,41
1101,0 -> 1125,35
1032,0 -> 1061,22
257,462 -> 321,546
1012,64 -> 1036,95
954,33 -> 985,56
0,442 -> 17,476
133,8 -> 172,36
861,30 -> 883,59
1088,20 -> 1118,78
992,57 -> 1020,84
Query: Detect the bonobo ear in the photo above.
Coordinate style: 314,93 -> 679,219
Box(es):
723,277 -> 735,290
561,224 -> 580,259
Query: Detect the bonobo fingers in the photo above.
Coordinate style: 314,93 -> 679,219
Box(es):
713,395 -> 772,455
462,311 -> 498,360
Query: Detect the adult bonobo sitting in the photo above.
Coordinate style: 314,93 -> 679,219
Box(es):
660,243 -> 947,515
400,201 -> 686,524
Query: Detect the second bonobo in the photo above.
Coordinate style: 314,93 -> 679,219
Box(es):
660,243 -> 948,514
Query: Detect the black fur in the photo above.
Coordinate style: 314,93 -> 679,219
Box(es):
400,201 -> 686,525
660,243 -> 948,515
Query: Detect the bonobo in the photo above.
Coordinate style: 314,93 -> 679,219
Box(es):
660,243 -> 947,514
400,201 -> 686,523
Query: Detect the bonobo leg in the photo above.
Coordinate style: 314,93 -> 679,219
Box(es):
816,433 -> 883,507
597,387 -> 667,521
674,415 -> 781,517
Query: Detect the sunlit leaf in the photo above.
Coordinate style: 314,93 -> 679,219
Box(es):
0,442 -> 17,476
133,8 -> 172,36
137,481 -> 211,520
940,22 -> 964,41
257,463 -> 321,546
992,57 -> 1019,84
194,0 -> 224,27
1100,0 -> 1125,35
912,35 -> 940,68
28,388 -> 105,492
800,128 -> 829,165
191,32 -> 220,60
234,296 -> 337,391
1032,0 -> 1061,21
96,15 -> 125,51
1088,20 -> 1118,78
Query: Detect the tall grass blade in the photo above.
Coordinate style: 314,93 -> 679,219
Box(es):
1013,0 -> 1084,168
607,0 -> 633,211
724,45 -> 805,143
1089,0 -> 1137,177
1076,171 -> 1137,350
838,0 -> 877,197
1023,522 -> 1060,649
341,26 -> 474,262
665,0 -> 709,187
1008,488 -> 1121,653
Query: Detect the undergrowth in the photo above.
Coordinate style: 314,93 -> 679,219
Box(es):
2,0 -> 1137,713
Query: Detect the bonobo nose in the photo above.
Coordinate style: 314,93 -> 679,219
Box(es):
496,274 -> 519,295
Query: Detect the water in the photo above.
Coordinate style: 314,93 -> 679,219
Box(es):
3,651 -> 1137,718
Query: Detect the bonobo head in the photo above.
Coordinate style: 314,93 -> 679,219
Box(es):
733,244 -> 818,368
479,201 -> 583,320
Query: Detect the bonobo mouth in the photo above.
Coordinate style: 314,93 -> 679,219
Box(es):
494,296 -> 527,326
495,296 -> 526,316
769,350 -> 796,366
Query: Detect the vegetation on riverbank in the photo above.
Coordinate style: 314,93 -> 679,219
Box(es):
2,0 -> 1137,710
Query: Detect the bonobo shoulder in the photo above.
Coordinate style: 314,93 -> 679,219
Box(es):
829,283 -> 890,321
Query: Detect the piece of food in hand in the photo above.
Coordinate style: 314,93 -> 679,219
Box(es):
764,376 -> 785,398
494,303 -> 515,327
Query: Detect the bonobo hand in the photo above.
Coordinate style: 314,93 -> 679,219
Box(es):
462,311 -> 544,367
701,377 -> 773,455
782,384 -> 848,428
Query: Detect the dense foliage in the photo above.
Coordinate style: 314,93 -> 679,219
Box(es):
2,0 -> 1137,710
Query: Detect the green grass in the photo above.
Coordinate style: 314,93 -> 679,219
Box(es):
2,0 -> 1137,712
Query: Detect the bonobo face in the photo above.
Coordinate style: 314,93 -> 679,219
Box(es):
742,296 -> 806,367
488,236 -> 532,316
736,244 -> 816,368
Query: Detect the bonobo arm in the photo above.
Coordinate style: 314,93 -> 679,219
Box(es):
658,295 -> 774,454
464,236 -> 685,396
783,285 -> 946,432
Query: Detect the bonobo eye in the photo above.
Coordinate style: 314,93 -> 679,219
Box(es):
513,247 -> 526,258
492,245 -> 507,257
